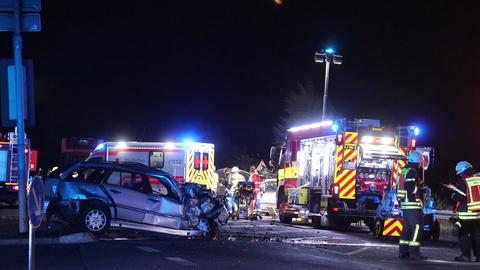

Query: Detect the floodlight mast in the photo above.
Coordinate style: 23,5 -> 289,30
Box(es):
314,49 -> 343,121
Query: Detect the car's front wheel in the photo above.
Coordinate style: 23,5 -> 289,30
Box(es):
198,219 -> 218,240
81,206 -> 111,235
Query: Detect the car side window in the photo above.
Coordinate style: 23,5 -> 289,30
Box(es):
106,170 -> 152,194
147,175 -> 179,200
67,167 -> 109,184
147,176 -> 169,196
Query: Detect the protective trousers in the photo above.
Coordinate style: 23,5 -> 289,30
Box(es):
458,219 -> 480,259
399,209 -> 423,257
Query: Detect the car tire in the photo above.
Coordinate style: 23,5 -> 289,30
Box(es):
364,218 -> 375,233
198,219 -> 219,240
81,206 -> 111,235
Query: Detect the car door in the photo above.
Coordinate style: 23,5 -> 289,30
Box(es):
103,170 -> 148,223
144,175 -> 185,229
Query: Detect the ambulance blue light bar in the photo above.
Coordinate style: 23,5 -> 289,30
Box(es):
414,127 -> 420,136
288,120 -> 333,132
94,143 -> 105,151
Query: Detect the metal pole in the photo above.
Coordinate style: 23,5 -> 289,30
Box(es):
28,222 -> 35,270
321,60 -> 331,121
13,0 -> 28,233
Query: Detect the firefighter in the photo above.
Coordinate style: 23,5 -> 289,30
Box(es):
229,166 -> 245,193
397,151 -> 427,260
450,161 -> 480,262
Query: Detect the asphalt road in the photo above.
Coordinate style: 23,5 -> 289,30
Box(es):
0,218 -> 479,270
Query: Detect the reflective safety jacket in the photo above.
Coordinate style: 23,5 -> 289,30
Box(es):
465,176 -> 480,212
397,167 -> 423,210
452,175 -> 480,221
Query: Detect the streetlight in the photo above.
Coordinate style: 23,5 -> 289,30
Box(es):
314,48 -> 343,121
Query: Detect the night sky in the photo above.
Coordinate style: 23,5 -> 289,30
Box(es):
0,1 -> 479,190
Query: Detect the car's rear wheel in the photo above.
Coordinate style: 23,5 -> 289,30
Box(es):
81,206 -> 110,235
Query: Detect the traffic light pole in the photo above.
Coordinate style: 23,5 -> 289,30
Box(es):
14,0 -> 28,233
321,60 -> 330,121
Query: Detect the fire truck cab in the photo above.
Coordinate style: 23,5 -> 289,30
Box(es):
87,141 -> 216,191
271,119 -> 418,229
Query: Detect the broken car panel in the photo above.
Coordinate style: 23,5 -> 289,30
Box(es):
45,161 -> 228,239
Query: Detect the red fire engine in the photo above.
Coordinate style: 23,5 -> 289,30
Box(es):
0,132 -> 38,206
270,119 -> 419,230
59,137 -> 105,167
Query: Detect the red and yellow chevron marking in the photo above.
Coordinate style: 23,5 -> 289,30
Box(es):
186,148 -> 214,187
187,149 -> 196,182
392,148 -> 408,186
382,218 -> 403,236
334,132 -> 358,199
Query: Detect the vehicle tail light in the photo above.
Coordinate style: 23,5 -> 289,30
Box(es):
13,185 -> 19,191
333,185 -> 339,195
332,207 -> 339,213
194,152 -> 201,170
202,153 -> 209,170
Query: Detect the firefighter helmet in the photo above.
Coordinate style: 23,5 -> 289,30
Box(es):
455,161 -> 472,176
231,166 -> 239,173
407,151 -> 423,164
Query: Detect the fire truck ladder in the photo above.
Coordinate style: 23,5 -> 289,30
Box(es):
8,140 -> 18,184
396,126 -> 410,147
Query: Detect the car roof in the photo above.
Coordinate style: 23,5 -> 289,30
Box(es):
78,161 -> 172,177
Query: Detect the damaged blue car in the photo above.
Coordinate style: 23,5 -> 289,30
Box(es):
44,162 -> 229,239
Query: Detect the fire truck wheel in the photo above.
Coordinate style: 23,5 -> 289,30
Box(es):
364,218 -> 375,233
372,218 -> 383,238
431,220 -> 440,241
81,206 -> 111,235
279,214 -> 291,224
312,217 -> 322,229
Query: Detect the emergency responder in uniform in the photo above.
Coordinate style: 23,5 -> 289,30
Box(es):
229,166 -> 245,193
397,151 -> 427,260
450,161 -> 480,262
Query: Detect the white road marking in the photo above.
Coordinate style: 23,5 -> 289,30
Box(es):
346,246 -> 370,256
165,257 -> 197,266
136,246 -> 161,253
425,259 -> 480,266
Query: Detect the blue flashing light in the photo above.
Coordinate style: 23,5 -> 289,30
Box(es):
325,48 -> 334,54
332,123 -> 339,132
182,137 -> 194,145
94,143 -> 105,151
414,127 -> 420,136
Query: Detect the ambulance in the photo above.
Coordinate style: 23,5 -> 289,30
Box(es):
86,141 -> 216,190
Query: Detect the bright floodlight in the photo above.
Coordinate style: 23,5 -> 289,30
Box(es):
116,142 -> 127,150
288,120 -> 333,132
165,142 -> 176,149
361,136 -> 374,144
380,137 -> 394,145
